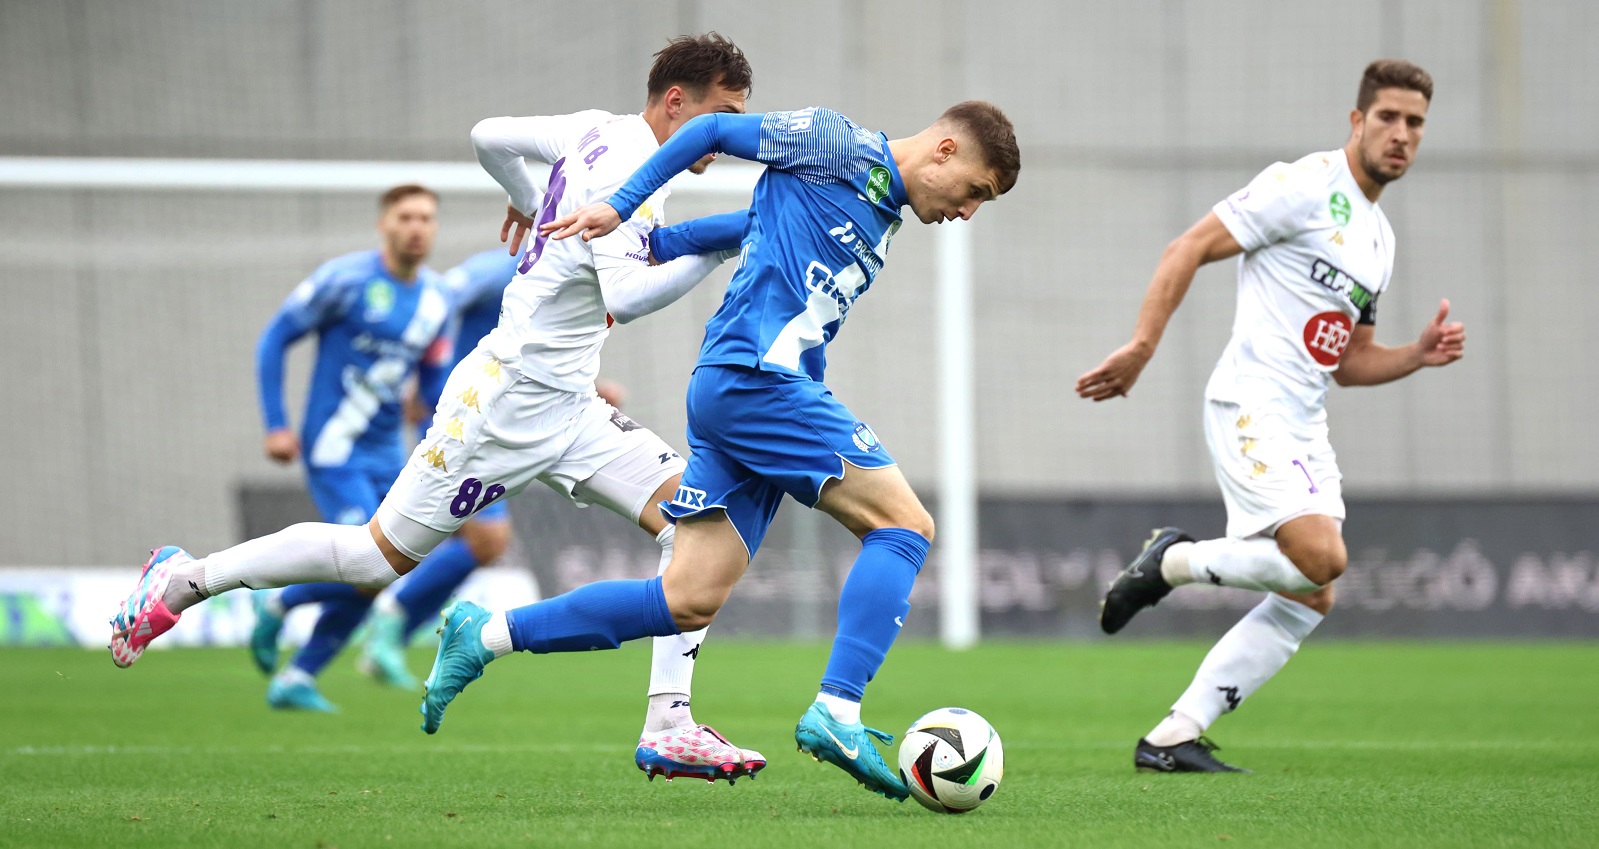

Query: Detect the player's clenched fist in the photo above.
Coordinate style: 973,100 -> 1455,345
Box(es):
263,428 -> 300,464
541,202 -> 623,242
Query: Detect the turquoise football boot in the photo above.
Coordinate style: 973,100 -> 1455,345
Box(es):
794,702 -> 909,801
266,676 -> 338,713
419,601 -> 495,734
358,607 -> 420,690
249,591 -> 285,675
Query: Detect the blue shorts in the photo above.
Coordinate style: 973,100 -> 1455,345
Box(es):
304,465 -> 395,526
661,365 -> 895,557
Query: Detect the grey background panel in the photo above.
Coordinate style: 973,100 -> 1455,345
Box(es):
228,487 -> 1599,639
1,0 -> 1592,564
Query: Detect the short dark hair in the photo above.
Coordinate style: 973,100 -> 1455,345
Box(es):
647,32 -> 752,102
1357,59 -> 1433,112
379,183 -> 438,211
939,100 -> 1020,195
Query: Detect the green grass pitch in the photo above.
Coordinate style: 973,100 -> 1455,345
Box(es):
3,641 -> 1595,848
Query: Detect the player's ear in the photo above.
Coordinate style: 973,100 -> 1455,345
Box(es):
663,85 -> 686,120
934,136 -> 958,164
1349,108 -> 1363,137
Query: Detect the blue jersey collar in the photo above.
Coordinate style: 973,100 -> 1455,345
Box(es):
881,133 -> 909,209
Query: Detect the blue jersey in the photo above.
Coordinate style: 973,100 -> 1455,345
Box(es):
257,249 -> 452,473
441,249 -> 519,367
607,109 -> 908,382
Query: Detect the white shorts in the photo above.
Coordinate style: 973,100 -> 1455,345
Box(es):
376,349 -> 685,560
1203,398 -> 1345,539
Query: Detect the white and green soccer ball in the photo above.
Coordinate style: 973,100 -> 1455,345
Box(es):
897,707 -> 1004,813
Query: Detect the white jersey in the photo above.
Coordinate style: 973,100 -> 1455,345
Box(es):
1206,150 -> 1395,421
482,112 -> 671,392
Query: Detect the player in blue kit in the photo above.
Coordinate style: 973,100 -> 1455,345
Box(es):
240,184 -> 458,711
418,102 -> 1020,801
355,249 -> 521,689
113,37 -> 775,781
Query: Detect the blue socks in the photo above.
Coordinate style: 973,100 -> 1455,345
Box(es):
396,538 -> 481,638
820,528 -> 929,702
291,595 -> 373,676
279,582 -> 364,610
506,577 -> 678,654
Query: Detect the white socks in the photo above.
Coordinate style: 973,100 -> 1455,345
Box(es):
164,522 -> 400,614
372,587 -> 404,618
479,610 -> 513,658
816,692 -> 861,725
646,526 -> 707,729
644,693 -> 695,733
1155,594 -> 1324,740
1145,711 -> 1204,747
1162,538 -> 1321,594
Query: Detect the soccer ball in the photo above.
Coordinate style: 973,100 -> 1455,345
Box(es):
897,707 -> 1004,813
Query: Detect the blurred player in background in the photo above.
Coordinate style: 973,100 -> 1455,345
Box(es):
355,248 -> 521,690
236,184 -> 458,712
421,99 -> 1020,802
1078,60 -> 1464,772
112,34 -> 767,782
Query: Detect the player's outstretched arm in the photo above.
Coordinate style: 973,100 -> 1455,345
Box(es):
593,217 -> 743,325
543,113 -> 766,242
649,209 -> 750,264
1077,212 -> 1244,401
256,310 -> 309,463
1333,298 -> 1465,387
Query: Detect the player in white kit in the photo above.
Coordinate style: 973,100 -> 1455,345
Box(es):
110,34 -> 767,783
1077,60 -> 1465,772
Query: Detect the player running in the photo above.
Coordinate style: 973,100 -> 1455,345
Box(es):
354,248 -> 521,691
111,34 -> 767,783
418,101 -> 1020,801
241,184 -> 455,712
252,248 -> 523,698
1078,60 -> 1464,772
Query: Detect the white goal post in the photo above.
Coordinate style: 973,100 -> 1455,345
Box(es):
0,155 -> 982,649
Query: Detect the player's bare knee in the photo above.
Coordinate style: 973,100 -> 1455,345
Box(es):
900,507 -> 935,543
670,603 -> 717,632
660,551 -> 737,632
664,585 -> 723,631
1279,583 -> 1336,615
1285,539 -> 1346,586
367,518 -> 419,575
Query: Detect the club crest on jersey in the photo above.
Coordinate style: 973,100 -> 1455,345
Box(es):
851,422 -> 882,453
1303,311 -> 1353,366
363,279 -> 396,322
866,166 -> 891,204
1328,191 -> 1352,226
